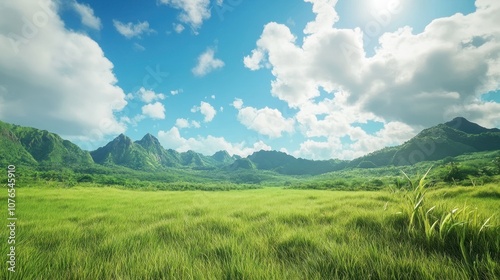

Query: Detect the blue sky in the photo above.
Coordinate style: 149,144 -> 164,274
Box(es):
1,0 -> 499,160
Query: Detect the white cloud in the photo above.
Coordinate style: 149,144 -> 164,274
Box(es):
72,1 -> 102,30
175,118 -> 200,129
170,89 -> 183,95
243,0 -> 500,159
291,91 -> 417,160
293,137 -> 343,161
243,22 -> 319,107
158,127 -> 271,157
141,102 -> 166,119
192,48 -> 225,77
244,0 -> 500,128
113,20 -> 154,39
280,147 -> 289,154
232,98 -> 243,109
120,114 -> 145,127
136,87 -> 165,103
158,0 -> 211,31
191,120 -> 201,128
243,49 -> 265,71
444,101 -> 500,128
293,120 -> 416,160
191,101 -> 216,122
175,118 -> 190,128
275,86 -> 419,160
295,91 -> 377,139
303,0 -> 339,34
233,99 -> 295,138
0,0 -> 127,141
173,23 -> 185,33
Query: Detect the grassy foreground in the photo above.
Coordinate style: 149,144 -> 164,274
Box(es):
2,185 -> 499,279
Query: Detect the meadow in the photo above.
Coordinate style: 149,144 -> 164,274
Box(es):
1,181 -> 499,279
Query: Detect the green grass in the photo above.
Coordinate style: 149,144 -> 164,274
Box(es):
1,184 -> 499,279
397,170 -> 499,278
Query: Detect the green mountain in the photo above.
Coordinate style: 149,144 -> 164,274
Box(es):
180,150 -> 207,167
228,158 -> 256,170
135,133 -> 180,167
247,150 -> 348,175
90,134 -> 162,170
349,117 -> 500,168
0,121 -> 37,166
0,120 -> 93,166
1,117 -> 499,176
211,150 -> 236,165
90,133 -> 218,170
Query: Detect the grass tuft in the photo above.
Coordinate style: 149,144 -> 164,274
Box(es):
398,168 -> 500,277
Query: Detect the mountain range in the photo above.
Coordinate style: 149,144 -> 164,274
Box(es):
348,117 -> 500,168
1,117 -> 499,175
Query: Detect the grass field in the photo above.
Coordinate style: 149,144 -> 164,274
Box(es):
2,184 -> 499,279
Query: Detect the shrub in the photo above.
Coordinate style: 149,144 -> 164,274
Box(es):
77,174 -> 94,183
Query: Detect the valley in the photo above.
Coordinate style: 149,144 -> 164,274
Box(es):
1,118 -> 500,279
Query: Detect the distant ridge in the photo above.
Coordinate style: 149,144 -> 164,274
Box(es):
89,133 -> 238,170
1,117 -> 499,175
247,150 -> 347,175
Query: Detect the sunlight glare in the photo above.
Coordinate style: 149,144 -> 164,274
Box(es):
369,0 -> 389,11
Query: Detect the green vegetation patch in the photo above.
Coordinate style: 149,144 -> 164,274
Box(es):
2,185 -> 499,279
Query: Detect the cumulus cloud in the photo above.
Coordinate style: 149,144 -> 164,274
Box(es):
243,0 -> 500,159
293,137 -> 343,161
294,91 -> 377,138
158,0 -> 211,31
191,120 -> 201,128
158,126 -> 271,157
175,118 -> 200,129
192,48 -> 225,76
113,20 -> 154,39
0,0 -> 127,141
303,0 -> 339,34
233,99 -> 295,138
191,101 -> 216,122
244,0 -> 500,128
173,23 -> 185,33
243,21 -> 323,107
141,102 -> 166,120
232,98 -> 243,109
175,118 -> 190,128
135,87 -> 165,103
359,11 -> 500,127
72,1 -> 102,30
291,90 -> 417,160
170,89 -> 183,95
243,49 -> 265,71
293,119 -> 416,160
